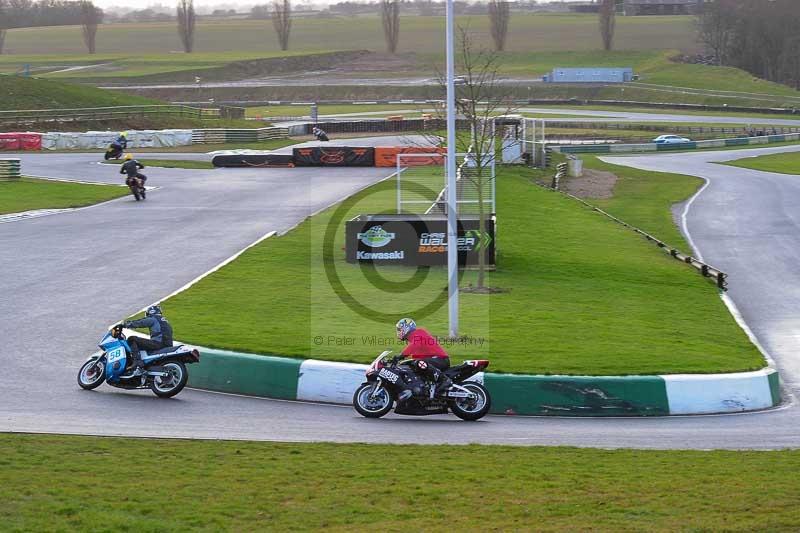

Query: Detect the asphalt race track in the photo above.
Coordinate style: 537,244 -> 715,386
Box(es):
3,143 -> 800,449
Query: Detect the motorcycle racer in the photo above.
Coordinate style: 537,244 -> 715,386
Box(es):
396,318 -> 452,397
121,305 -> 173,375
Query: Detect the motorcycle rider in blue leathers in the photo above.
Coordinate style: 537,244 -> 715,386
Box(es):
121,305 -> 173,375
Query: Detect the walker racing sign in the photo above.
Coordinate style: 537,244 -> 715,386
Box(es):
346,215 -> 495,266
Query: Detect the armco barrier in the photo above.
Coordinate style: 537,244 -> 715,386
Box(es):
0,105 -> 223,126
191,126 -> 289,144
185,348 -> 781,416
555,133 -> 800,154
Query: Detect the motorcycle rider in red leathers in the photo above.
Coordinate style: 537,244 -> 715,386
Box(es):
396,318 -> 452,399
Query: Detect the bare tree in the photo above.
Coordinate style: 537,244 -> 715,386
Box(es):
429,28 -> 516,291
80,1 -> 100,54
487,0 -> 509,52
176,0 -> 195,53
272,0 -> 291,51
598,0 -> 615,51
381,0 -> 399,54
697,0 -> 738,65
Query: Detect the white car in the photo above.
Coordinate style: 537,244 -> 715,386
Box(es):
653,134 -> 692,144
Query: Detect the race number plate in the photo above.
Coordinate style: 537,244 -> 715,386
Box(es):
378,368 -> 399,383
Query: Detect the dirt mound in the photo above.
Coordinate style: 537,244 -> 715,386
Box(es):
560,169 -> 618,199
330,52 -> 422,74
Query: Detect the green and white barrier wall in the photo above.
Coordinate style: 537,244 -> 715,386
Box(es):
553,133 -> 800,155
188,347 -> 781,417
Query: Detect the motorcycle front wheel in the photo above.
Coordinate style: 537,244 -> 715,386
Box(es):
353,382 -> 393,418
151,361 -> 188,398
449,382 -> 491,421
77,359 -> 105,390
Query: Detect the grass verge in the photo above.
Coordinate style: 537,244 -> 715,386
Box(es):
0,177 -> 127,215
160,163 -> 762,375
719,151 -> 800,175
99,159 -> 213,170
1,434 -> 799,531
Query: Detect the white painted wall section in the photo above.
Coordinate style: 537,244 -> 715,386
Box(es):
297,359 -> 368,403
663,369 -> 776,415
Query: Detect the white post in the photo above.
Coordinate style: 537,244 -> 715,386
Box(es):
541,119 -> 547,169
446,0 -> 458,338
396,157 -> 402,214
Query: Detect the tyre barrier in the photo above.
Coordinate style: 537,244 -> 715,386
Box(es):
211,153 -> 295,168
293,146 -> 375,167
0,158 -> 21,181
211,146 -> 446,168
187,347 -> 781,417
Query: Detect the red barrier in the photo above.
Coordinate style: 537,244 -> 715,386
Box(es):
0,132 -> 42,151
374,146 -> 446,167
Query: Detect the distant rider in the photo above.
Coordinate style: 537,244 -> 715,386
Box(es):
396,318 -> 452,398
114,131 -> 128,151
312,126 -> 329,142
120,154 -> 147,186
121,305 -> 173,375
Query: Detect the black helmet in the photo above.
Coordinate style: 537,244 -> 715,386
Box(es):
145,305 -> 162,317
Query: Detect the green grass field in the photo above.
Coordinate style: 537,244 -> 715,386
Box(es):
0,14 -> 797,103
0,75 -> 157,110
721,151 -> 800,175
1,14 -> 694,56
0,177 -> 127,214
99,158 -> 214,170
158,162 -> 761,375
1,434 -> 799,531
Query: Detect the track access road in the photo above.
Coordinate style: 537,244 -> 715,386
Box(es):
2,143 -> 800,449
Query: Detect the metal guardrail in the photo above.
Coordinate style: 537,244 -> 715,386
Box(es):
536,176 -> 728,290
191,126 -> 289,144
175,98 -> 800,117
545,122 -> 800,135
0,158 -> 21,181
0,105 -> 225,125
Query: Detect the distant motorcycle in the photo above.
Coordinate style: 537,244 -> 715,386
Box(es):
77,324 -> 200,398
125,176 -> 146,201
353,351 -> 491,421
104,142 -> 124,160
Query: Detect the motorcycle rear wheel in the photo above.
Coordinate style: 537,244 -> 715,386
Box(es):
353,382 -> 393,418
151,361 -> 188,398
449,382 -> 491,421
78,359 -> 105,390
131,186 -> 141,201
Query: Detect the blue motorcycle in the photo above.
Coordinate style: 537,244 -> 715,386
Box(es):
77,324 -> 200,398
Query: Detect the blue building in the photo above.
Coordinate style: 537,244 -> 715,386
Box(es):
542,67 -> 635,84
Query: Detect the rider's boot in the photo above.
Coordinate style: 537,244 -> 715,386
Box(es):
131,352 -> 145,376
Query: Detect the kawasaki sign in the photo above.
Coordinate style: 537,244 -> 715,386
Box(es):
346,214 -> 495,266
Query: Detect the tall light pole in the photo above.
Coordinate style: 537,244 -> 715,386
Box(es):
445,0 -> 458,338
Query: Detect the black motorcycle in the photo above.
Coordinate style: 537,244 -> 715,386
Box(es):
104,142 -> 124,160
353,351 -> 491,421
125,175 -> 147,201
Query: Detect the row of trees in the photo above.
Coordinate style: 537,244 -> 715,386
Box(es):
381,0 -> 511,53
698,0 -> 800,89
0,0 -> 100,54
